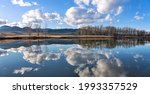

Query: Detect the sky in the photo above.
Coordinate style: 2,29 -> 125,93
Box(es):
0,0 -> 150,30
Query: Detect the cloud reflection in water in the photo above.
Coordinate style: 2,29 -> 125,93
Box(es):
65,45 -> 126,77
0,48 -> 8,56
13,67 -> 33,75
7,46 -> 61,64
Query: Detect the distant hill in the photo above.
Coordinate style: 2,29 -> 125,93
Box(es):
0,26 -> 11,29
41,29 -> 77,35
0,26 -> 24,33
0,25 -> 78,35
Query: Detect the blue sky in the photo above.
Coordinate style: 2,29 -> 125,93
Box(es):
0,0 -> 150,30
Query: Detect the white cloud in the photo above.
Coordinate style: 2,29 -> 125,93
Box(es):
11,0 -> 38,7
105,14 -> 112,22
0,19 -> 7,25
91,0 -> 123,14
5,21 -> 24,27
74,0 -> 90,7
22,9 -> 63,27
32,2 -> 38,6
22,9 -> 44,24
44,12 -> 62,24
115,6 -> 123,16
82,0 -> 90,5
134,12 -> 145,21
65,0 -> 124,26
4,9 -> 63,28
65,45 -> 125,77
134,15 -> 144,21
65,7 -> 103,26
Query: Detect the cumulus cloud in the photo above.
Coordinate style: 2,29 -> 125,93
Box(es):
11,0 -> 38,7
5,9 -> 63,28
65,45 -> 126,77
65,7 -> 103,26
92,0 -> 123,14
22,9 -> 44,24
22,9 -> 62,27
0,19 -> 7,25
65,0 -> 124,26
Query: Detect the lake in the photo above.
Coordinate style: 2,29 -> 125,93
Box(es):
0,39 -> 150,77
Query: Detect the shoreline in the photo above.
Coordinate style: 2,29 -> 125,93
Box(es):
0,34 -> 150,40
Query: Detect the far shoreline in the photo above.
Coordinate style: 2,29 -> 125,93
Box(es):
0,34 -> 150,40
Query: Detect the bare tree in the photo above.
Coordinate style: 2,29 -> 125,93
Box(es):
44,22 -> 48,38
77,25 -> 147,37
26,22 -> 32,37
34,23 -> 41,38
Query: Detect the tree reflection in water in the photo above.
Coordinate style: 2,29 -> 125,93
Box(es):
76,38 -> 150,48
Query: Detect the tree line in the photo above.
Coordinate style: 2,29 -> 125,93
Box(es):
76,25 -> 150,37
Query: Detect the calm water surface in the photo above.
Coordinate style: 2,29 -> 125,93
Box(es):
0,39 -> 150,77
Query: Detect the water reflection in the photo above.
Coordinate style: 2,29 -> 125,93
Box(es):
65,46 -> 126,77
0,39 -> 150,77
7,46 -> 61,64
76,38 -> 150,48
13,67 -> 40,75
133,54 -> 144,62
1,38 -> 150,49
0,48 -> 8,56
14,67 -> 33,75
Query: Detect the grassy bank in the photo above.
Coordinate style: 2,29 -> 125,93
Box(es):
0,34 -> 113,39
0,34 -> 150,40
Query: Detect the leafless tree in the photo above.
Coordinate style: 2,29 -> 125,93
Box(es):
26,22 -> 32,37
77,25 -> 147,37
34,23 -> 41,38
